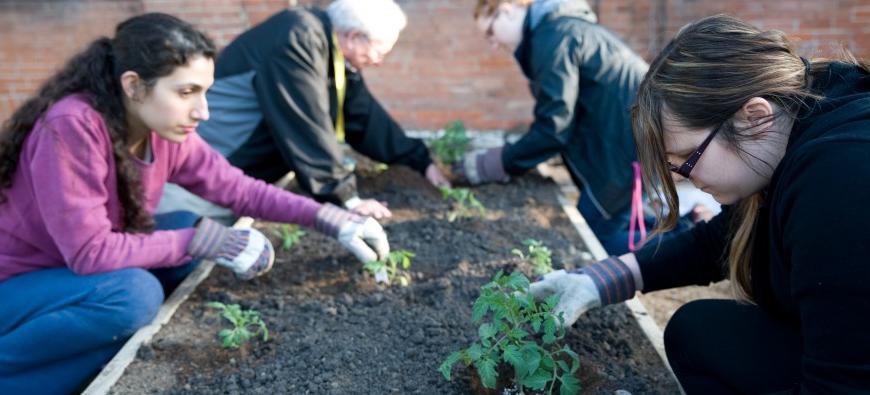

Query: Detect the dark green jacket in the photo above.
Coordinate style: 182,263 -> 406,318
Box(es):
504,0 -> 648,218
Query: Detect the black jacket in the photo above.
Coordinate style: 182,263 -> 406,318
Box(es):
201,8 -> 431,205
505,0 -> 648,218
637,63 -> 870,393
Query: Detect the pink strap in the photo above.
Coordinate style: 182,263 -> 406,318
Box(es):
628,161 -> 647,252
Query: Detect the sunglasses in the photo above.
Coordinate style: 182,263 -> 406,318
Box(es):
667,122 -> 724,178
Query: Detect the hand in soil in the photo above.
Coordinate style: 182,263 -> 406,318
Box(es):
529,270 -> 601,328
348,198 -> 392,219
425,163 -> 452,188
338,217 -> 390,263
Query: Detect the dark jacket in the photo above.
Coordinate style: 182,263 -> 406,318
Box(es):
504,0 -> 648,219
637,63 -> 870,393
197,7 -> 432,205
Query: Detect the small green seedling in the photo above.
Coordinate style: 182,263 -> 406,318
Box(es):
432,120 -> 471,165
440,186 -> 486,222
364,250 -> 415,286
271,224 -> 305,251
439,272 -> 581,394
373,162 -> 389,173
512,239 -> 554,276
207,301 -> 269,349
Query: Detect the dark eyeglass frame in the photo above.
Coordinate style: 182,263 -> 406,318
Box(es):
667,122 -> 724,178
484,9 -> 502,39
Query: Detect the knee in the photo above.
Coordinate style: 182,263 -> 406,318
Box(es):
154,210 -> 201,231
100,269 -> 164,337
664,300 -> 709,372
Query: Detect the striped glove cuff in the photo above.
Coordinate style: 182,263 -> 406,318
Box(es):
187,217 -> 231,258
574,256 -> 637,305
314,203 -> 362,238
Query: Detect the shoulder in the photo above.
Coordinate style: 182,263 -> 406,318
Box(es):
37,94 -> 111,145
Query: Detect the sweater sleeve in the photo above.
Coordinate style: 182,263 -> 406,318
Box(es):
634,205 -> 733,293
168,133 -> 322,227
502,34 -> 579,175
778,140 -> 870,393
30,114 -> 195,274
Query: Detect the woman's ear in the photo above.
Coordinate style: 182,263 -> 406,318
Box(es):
735,97 -> 774,132
120,71 -> 143,102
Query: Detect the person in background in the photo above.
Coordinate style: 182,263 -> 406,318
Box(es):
0,13 -> 387,394
157,0 -> 450,222
461,0 -> 661,255
528,14 -> 870,393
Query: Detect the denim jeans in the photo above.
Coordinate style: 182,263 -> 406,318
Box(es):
0,211 -> 200,394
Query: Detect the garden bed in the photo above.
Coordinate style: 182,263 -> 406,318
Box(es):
107,164 -> 679,394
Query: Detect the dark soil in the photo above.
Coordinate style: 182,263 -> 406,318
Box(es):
111,165 -> 680,395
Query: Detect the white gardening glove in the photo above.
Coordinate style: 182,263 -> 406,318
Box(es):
529,270 -> 601,327
188,217 -> 275,280
529,256 -> 640,327
315,203 -> 390,263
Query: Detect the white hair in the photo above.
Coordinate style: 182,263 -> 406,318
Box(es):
326,0 -> 407,42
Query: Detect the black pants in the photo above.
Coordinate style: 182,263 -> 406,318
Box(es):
664,299 -> 802,394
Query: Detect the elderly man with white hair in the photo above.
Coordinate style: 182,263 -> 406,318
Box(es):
158,0 -> 449,221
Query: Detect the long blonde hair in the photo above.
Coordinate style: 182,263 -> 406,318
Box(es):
631,15 -> 825,301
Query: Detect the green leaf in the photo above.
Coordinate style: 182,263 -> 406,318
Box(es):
544,294 -> 560,309
476,358 -> 498,389
467,343 -> 484,361
478,323 -> 497,340
438,351 -> 462,380
559,373 -> 581,395
505,272 -> 530,291
508,328 -> 529,340
502,344 -> 523,369
557,360 -> 570,373
542,332 -> 557,345
544,316 -> 557,338
531,317 -> 542,333
519,368 -> 551,390
471,298 -> 490,322
518,344 -> 541,378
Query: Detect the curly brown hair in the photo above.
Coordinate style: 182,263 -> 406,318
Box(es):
0,13 -> 215,232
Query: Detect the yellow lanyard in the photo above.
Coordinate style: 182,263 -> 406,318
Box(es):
331,32 -> 346,142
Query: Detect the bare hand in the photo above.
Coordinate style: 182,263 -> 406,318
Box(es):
425,163 -> 451,188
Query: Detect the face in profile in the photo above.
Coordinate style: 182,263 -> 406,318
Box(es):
342,31 -> 398,69
126,55 -> 214,144
475,2 -> 526,52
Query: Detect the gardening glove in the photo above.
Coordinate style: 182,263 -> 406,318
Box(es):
425,163 -> 452,188
456,146 -> 509,185
344,196 -> 392,219
528,256 -> 639,327
315,203 -> 390,263
187,217 -> 275,280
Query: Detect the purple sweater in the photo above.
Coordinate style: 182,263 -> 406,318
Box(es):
0,94 -> 322,281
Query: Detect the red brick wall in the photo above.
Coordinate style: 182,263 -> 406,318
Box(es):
2,0 -> 869,131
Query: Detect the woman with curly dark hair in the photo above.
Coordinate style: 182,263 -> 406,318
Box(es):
0,13 -> 388,393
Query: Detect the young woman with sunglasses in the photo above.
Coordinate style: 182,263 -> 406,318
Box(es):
528,14 -> 870,393
0,13 -> 388,394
